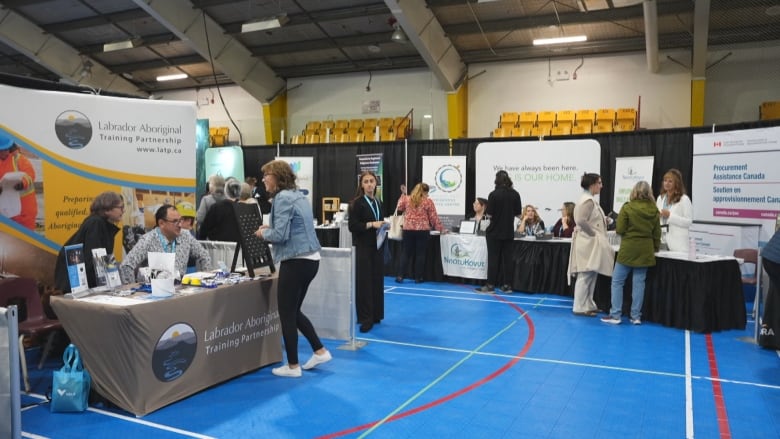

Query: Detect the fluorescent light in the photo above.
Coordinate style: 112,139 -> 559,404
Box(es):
241,14 -> 289,33
156,73 -> 188,82
533,35 -> 587,46
103,40 -> 135,52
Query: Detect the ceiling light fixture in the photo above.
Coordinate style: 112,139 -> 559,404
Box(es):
103,39 -> 135,52
388,17 -> 408,44
533,35 -> 587,46
156,73 -> 188,82
241,14 -> 289,33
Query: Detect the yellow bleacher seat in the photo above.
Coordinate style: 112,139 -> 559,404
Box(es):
349,131 -> 364,142
363,118 -> 378,130
320,120 -> 335,131
531,126 -> 551,137
614,122 -> 635,132
305,121 -> 320,131
290,135 -> 305,144
519,111 -> 537,125
511,126 -> 532,137
493,127 -> 510,138
500,112 -> 519,128
572,124 -> 592,135
335,120 -> 349,130
378,117 -> 394,128
595,108 -> 616,127
304,128 -> 318,138
575,109 -> 595,128
760,101 -> 780,120
551,126 -> 571,136
536,111 -> 556,131
305,133 -> 320,143
592,123 -> 614,134
395,118 -> 410,138
616,108 -> 637,125
380,130 -> 397,142
556,110 -> 575,129
349,119 -> 364,130
333,132 -> 349,143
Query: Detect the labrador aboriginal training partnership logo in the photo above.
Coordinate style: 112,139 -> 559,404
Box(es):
434,164 -> 463,193
54,110 -> 93,149
152,323 -> 197,382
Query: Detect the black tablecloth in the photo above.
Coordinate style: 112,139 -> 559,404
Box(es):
593,257 -> 746,333
509,240 -> 574,296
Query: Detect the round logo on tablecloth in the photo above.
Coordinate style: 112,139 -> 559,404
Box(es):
152,322 -> 197,382
54,110 -> 92,149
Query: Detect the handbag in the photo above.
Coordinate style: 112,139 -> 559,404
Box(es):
388,208 -> 404,241
51,343 -> 91,413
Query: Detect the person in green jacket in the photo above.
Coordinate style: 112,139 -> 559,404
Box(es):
601,180 -> 661,325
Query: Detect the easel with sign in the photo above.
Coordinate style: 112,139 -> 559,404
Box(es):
231,203 -> 275,277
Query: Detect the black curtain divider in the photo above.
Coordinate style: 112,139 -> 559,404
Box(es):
242,120 -> 780,224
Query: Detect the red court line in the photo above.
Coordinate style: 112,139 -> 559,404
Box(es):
317,294 -> 534,439
705,334 -> 732,439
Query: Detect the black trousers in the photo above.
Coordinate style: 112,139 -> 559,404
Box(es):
277,259 -> 323,365
486,236 -> 514,287
355,243 -> 385,325
399,230 -> 430,280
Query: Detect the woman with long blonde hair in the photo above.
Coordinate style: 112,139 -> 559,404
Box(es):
656,168 -> 692,252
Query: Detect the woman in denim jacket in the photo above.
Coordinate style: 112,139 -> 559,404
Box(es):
256,160 -> 331,377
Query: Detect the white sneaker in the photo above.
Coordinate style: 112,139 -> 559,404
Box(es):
600,316 -> 621,325
272,364 -> 302,378
302,350 -> 332,370
631,318 -> 642,325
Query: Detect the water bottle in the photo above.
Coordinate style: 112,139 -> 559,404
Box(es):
688,236 -> 696,260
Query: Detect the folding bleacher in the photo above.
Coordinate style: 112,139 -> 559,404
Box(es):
551,125 -> 571,136
572,124 -> 592,135
500,112 -> 519,129
595,108 -> 616,131
531,126 -> 550,137
555,110 -> 575,130
511,126 -> 532,137
493,127 -> 510,138
616,108 -> 637,130
575,109 -> 595,130
518,112 -> 537,132
592,123 -> 614,134
536,111 -> 556,133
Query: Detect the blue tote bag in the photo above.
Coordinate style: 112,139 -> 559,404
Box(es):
51,344 -> 91,412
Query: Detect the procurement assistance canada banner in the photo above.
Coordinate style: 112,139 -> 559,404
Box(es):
0,83 -> 196,285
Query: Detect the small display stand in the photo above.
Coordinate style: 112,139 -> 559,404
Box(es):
232,203 -> 275,277
321,197 -> 340,224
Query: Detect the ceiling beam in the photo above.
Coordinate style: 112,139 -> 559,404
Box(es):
249,32 -> 395,56
0,7 -> 143,96
41,9 -> 149,34
384,0 -> 466,92
132,0 -> 285,103
110,54 -> 205,73
273,56 -> 426,78
221,4 -> 391,35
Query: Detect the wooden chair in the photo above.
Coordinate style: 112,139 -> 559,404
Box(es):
0,277 -> 63,392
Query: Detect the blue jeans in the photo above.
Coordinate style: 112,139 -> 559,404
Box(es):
609,262 -> 647,320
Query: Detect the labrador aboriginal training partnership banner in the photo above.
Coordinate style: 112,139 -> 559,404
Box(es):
0,83 -> 196,287
440,234 -> 487,279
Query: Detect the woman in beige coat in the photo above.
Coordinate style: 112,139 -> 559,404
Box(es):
568,173 -> 615,316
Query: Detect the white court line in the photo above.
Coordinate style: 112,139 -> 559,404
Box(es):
386,285 -> 575,304
685,330 -> 694,439
357,336 -> 780,391
22,432 -> 49,439
22,393 -> 216,439
387,290 -> 574,309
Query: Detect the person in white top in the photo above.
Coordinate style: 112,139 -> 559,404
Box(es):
656,168 -> 693,252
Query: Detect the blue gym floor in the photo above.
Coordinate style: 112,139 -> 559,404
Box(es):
20,277 -> 780,438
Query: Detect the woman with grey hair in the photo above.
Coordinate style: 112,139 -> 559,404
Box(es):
197,177 -> 242,242
54,191 -> 125,292
196,174 -> 226,226
601,180 -> 661,325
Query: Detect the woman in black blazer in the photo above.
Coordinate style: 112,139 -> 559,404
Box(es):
348,171 -> 388,333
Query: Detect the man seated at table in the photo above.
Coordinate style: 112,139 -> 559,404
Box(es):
120,204 -> 212,283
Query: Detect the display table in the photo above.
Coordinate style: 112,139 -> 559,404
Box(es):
594,252 -> 747,333
315,226 -> 339,248
509,238 -> 574,296
50,277 -> 281,416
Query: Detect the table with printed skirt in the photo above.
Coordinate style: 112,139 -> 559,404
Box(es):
50,276 -> 281,417
401,235 -> 744,333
